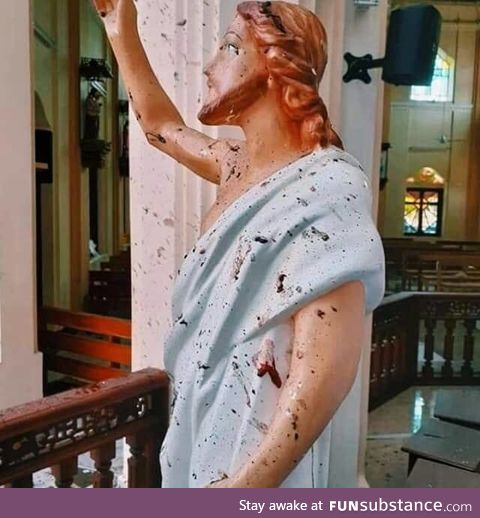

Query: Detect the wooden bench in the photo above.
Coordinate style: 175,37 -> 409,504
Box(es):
86,250 -> 131,317
415,253 -> 480,292
402,418 -> 480,475
39,307 -> 131,394
406,459 -> 480,488
101,250 -> 131,272
384,242 -> 480,292
86,270 -> 131,318
434,389 -> 480,431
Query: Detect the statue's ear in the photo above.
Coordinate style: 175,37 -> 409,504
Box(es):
283,85 -> 309,112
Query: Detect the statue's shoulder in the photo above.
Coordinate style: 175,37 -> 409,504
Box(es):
305,147 -> 373,202
309,146 -> 364,173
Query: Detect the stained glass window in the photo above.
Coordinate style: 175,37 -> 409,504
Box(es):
411,48 -> 454,102
404,188 -> 443,236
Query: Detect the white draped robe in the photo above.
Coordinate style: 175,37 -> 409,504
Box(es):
160,146 -> 385,487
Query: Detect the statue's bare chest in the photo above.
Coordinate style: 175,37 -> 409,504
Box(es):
200,161 -> 256,236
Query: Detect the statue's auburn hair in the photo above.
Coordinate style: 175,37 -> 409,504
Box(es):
237,1 -> 343,150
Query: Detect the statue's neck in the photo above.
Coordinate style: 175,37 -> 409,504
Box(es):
239,96 -> 311,180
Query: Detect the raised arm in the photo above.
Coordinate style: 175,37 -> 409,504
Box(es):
92,0 -> 237,184
211,280 -> 366,488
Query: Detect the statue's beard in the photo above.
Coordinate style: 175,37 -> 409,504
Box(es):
198,75 -> 268,126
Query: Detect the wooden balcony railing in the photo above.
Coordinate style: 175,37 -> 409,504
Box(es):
415,293 -> 480,384
370,292 -> 480,410
0,368 -> 168,488
370,293 -> 419,409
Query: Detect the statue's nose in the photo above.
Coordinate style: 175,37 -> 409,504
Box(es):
203,58 -> 215,79
203,66 -> 211,79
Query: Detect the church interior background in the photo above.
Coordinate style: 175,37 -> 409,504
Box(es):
1,0 -> 480,488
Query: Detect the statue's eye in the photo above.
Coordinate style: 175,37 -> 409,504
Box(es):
225,43 -> 239,55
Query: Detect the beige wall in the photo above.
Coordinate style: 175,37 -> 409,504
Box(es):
33,0 -> 124,309
381,3 -> 478,239
0,0 -> 43,409
79,0 -> 119,258
338,0 -> 387,489
118,77 -> 130,241
34,0 -> 73,307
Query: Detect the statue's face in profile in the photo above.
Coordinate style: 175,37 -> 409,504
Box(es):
198,14 -> 269,126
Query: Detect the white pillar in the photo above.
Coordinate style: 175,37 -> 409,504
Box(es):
130,0 -> 387,489
327,0 -> 388,488
317,0 -> 347,130
130,0 -> 222,371
0,0 -> 43,409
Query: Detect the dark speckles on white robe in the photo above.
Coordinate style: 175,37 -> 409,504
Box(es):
160,146 -> 385,487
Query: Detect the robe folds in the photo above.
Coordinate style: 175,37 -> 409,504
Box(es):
160,146 -> 385,488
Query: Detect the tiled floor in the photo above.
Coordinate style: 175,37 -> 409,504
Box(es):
365,386 -> 477,488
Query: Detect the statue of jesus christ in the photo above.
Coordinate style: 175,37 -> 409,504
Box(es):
93,0 -> 385,488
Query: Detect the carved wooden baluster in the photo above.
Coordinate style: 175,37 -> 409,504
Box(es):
144,431 -> 162,488
370,339 -> 379,400
127,432 -> 147,488
383,335 -> 394,389
461,318 -> 475,379
417,260 -> 424,291
390,332 -> 400,381
52,458 -> 77,488
400,327 -> 409,380
152,383 -> 170,488
441,318 -> 455,379
91,442 -> 116,488
421,317 -> 436,381
406,298 -> 421,384
379,336 -> 387,388
5,475 -> 34,488
400,252 -> 407,291
391,332 -> 402,382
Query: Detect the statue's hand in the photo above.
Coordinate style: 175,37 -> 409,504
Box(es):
91,0 -> 138,39
206,478 -> 232,489
206,473 -> 232,488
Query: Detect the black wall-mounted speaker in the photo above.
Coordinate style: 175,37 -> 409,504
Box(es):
382,4 -> 442,86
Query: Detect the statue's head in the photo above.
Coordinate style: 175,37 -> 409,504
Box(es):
198,1 -> 342,149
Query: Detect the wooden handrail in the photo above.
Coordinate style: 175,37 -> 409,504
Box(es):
371,292 -> 480,410
0,368 -> 169,488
